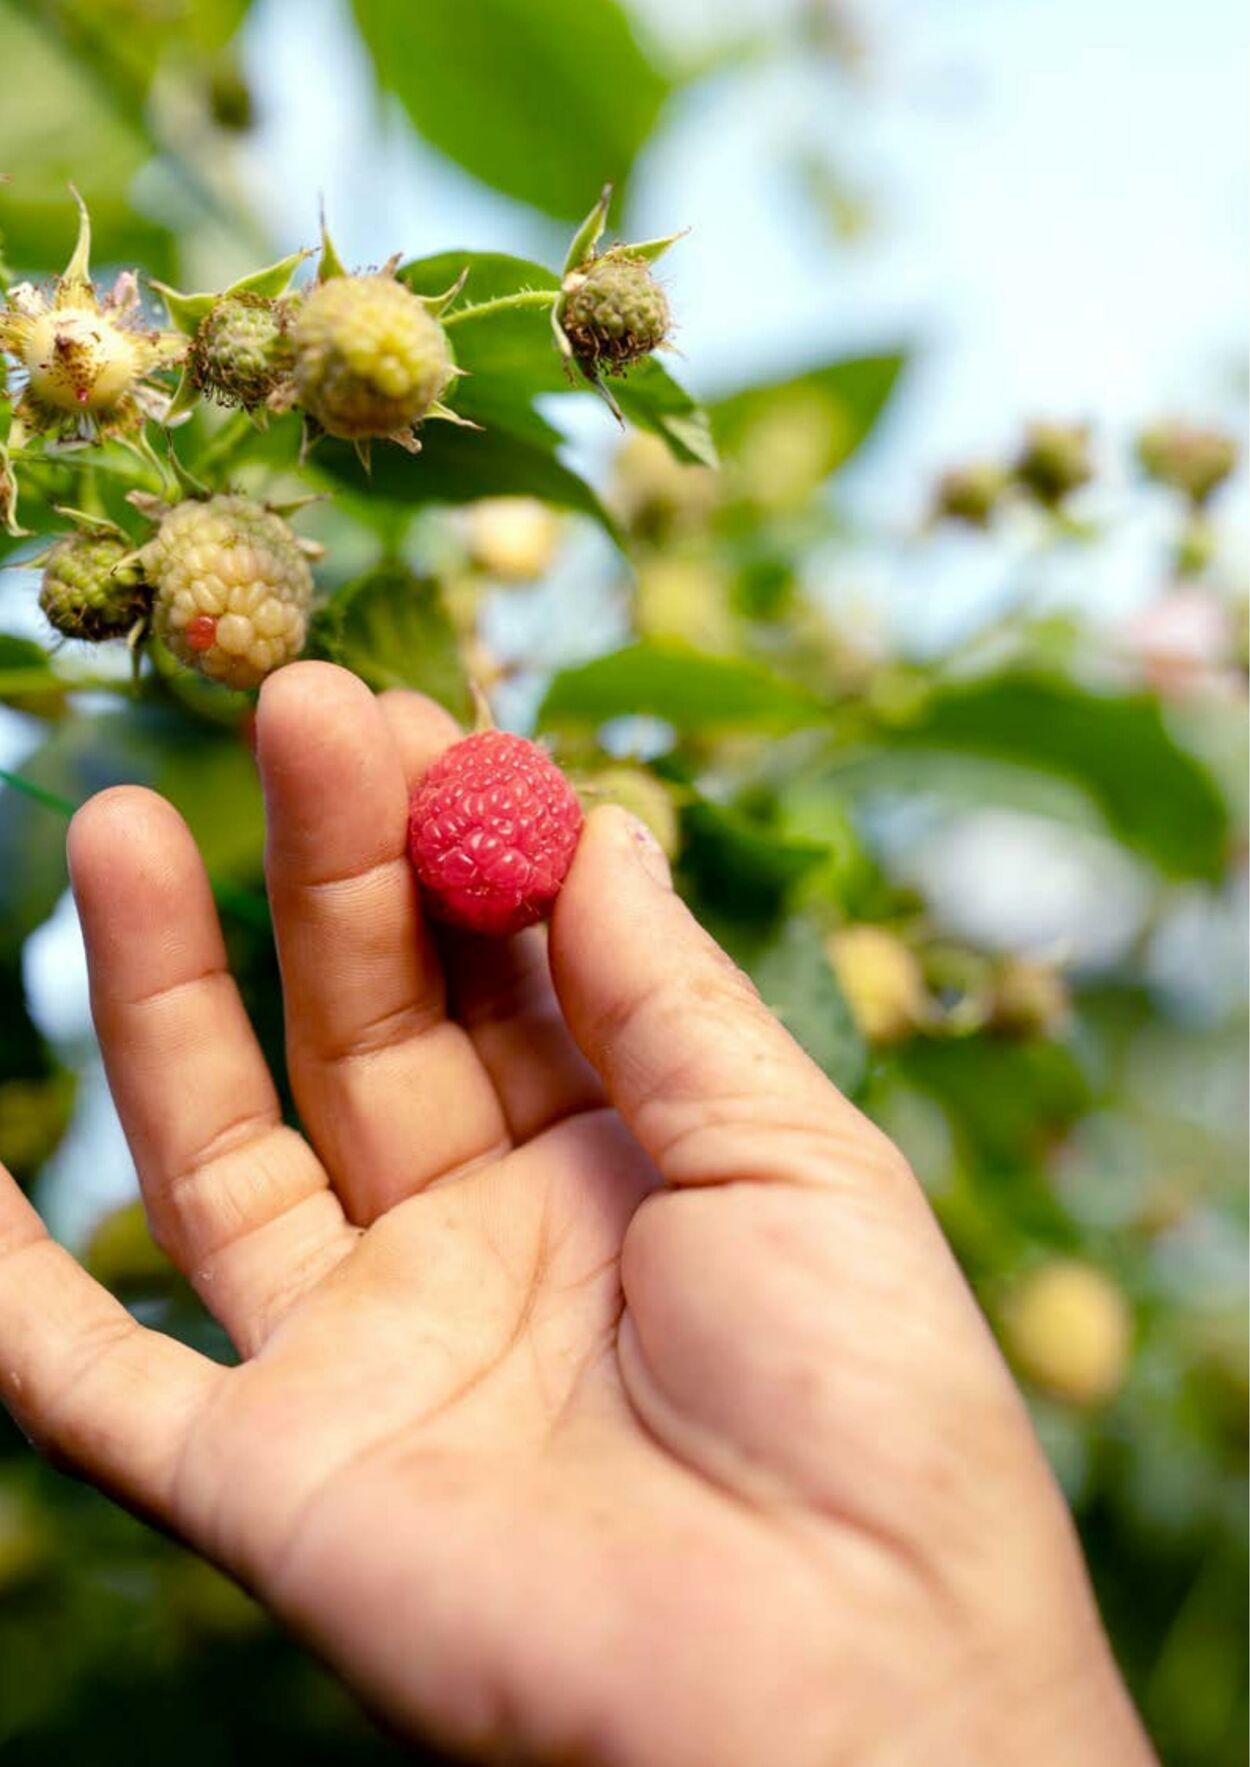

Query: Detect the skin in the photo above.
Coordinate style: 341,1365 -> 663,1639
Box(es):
0,663 -> 1155,1766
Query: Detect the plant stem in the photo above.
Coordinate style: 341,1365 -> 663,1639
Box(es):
0,768 -> 75,818
195,411 -> 258,484
0,670 -> 133,695
442,289 -> 557,329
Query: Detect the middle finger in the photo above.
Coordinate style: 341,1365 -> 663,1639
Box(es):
257,662 -> 509,1223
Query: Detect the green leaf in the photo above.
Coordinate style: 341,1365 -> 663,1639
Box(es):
612,359 -> 718,468
351,0 -> 669,221
902,1035 -> 1092,1172
0,767 -> 69,960
715,914 -> 866,1095
0,635 -> 66,717
540,642 -> 826,734
680,797 -> 832,915
314,423 -> 616,532
0,2 -> 174,273
411,254 -> 564,444
708,352 -> 905,475
308,564 -> 471,721
876,675 -> 1230,881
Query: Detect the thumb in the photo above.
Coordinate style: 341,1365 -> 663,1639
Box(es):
549,805 -> 915,1209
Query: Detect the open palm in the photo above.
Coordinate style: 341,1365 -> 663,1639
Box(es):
0,665 -> 1150,1765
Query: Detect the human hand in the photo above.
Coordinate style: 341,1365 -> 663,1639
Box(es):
0,663 -> 1153,1765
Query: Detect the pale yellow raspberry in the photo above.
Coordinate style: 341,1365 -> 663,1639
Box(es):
143,495 -> 313,691
1003,1262 -> 1132,1407
290,273 -> 452,441
826,925 -> 930,1046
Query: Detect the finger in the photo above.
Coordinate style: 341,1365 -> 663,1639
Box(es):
379,689 -> 604,1140
258,663 -> 508,1223
0,1166 -> 222,1529
549,807 -> 921,1209
69,789 -> 356,1356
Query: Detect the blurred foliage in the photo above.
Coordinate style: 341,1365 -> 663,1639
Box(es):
352,0 -> 670,222
0,2 -> 1246,1764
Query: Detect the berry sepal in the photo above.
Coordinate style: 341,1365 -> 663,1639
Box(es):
153,250 -> 311,425
0,189 -> 184,451
290,221 -> 472,469
552,184 -> 682,421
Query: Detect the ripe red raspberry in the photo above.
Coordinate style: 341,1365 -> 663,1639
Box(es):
408,731 -> 583,937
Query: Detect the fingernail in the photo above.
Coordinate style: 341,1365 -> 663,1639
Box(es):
619,810 -> 672,889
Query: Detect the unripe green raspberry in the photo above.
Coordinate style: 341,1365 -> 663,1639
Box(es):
1137,421 -> 1237,507
290,273 -> 453,440
143,494 -> 313,691
86,1198 -> 172,1295
39,533 -> 149,642
561,251 -> 670,374
932,462 -> 1009,529
188,292 -> 295,410
987,956 -> 1069,1038
1014,422 -> 1093,506
583,766 -> 680,859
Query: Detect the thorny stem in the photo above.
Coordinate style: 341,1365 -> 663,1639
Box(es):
442,289 -> 558,329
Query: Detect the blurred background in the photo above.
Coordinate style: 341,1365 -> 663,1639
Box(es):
0,0 -> 1245,1761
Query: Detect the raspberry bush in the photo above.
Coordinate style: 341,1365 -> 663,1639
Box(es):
0,6 -> 1244,1765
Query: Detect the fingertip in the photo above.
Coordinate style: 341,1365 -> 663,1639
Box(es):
256,660 -> 373,758
557,804 -> 672,919
549,805 -> 686,1043
68,787 -> 223,990
67,785 -> 189,887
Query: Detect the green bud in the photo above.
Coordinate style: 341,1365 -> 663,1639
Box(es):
188,291 -> 295,411
932,462 -> 1009,529
561,251 -> 670,375
1137,420 -> 1237,507
1014,422 -> 1094,507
